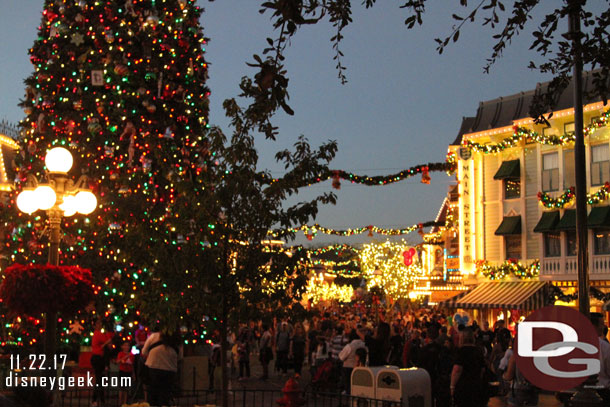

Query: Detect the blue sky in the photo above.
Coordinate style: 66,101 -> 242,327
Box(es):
0,1 -> 592,247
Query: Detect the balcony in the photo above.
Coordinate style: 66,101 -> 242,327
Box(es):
541,254 -> 610,280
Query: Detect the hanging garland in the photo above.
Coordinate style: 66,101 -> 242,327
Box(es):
548,285 -> 610,303
464,109 -> 610,154
477,259 -> 540,280
538,182 -> 610,209
258,161 -> 456,188
305,244 -> 359,256
269,221 -> 443,240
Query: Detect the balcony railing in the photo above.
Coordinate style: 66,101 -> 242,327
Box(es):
541,254 -> 610,277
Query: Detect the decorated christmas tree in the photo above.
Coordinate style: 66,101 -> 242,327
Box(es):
5,0 -> 211,348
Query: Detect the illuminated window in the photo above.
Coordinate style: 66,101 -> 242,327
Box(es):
504,178 -> 520,199
542,153 -> 559,192
591,144 -> 609,186
505,235 -> 521,260
594,228 -> 610,255
543,232 -> 561,257
566,230 -> 577,256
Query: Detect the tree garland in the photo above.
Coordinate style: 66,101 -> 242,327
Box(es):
258,161 -> 456,187
537,182 -> 610,209
477,259 -> 540,280
269,221 -> 443,240
464,109 -> 610,154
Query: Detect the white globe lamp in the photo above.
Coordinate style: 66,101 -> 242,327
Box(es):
16,189 -> 38,214
34,185 -> 57,210
45,147 -> 73,173
75,190 -> 97,214
59,195 -> 78,217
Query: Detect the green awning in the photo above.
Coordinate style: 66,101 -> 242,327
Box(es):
588,206 -> 610,228
533,211 -> 560,233
557,210 -> 576,231
495,216 -> 522,235
494,160 -> 520,180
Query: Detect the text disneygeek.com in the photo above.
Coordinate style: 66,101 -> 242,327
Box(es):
5,372 -> 131,391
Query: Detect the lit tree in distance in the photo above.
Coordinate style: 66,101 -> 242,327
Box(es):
359,240 -> 423,300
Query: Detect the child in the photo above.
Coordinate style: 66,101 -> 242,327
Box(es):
116,341 -> 135,406
355,347 -> 367,367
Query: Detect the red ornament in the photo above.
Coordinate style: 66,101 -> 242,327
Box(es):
306,234 -> 313,241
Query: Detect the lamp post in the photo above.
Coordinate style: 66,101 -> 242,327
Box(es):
16,147 -> 97,358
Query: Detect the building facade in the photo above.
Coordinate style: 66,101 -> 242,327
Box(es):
448,72 -> 610,311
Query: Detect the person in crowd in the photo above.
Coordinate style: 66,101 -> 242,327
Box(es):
477,320 -> 495,356
355,347 -> 367,367
591,313 -> 610,402
450,327 -> 488,407
307,319 -> 320,367
330,325 -> 348,360
387,324 -> 404,367
289,322 -> 307,375
339,329 -> 367,394
237,327 -> 251,380
503,348 -> 539,406
91,319 -> 113,407
276,322 -> 291,375
116,341 -> 135,406
403,328 -> 422,368
142,330 -> 182,406
259,324 -> 273,380
209,338 -> 221,389
365,321 -> 390,366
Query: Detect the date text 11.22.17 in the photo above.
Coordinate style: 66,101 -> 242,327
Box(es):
10,354 -> 67,371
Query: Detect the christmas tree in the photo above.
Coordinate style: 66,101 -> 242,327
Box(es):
6,0 -> 211,349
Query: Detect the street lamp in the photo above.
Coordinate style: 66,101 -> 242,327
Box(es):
15,147 -> 97,358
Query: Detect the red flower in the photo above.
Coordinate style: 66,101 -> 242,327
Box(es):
0,263 -> 93,316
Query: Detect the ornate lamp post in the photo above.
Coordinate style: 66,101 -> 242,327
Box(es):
15,147 -> 97,358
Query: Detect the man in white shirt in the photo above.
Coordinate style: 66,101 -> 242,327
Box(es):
591,313 -> 610,403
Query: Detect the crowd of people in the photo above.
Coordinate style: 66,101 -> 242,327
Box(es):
222,306 -> 610,407
52,305 -> 610,407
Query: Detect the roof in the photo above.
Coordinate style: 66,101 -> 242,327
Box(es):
430,198 -> 449,234
457,70 -> 608,137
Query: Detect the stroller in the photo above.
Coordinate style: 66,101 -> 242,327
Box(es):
309,357 -> 341,393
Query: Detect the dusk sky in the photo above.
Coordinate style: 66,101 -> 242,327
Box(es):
0,1 -> 600,247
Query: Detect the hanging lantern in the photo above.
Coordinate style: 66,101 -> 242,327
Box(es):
421,166 -> 431,184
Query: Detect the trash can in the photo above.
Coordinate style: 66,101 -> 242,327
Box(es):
351,366 -> 393,400
375,367 -> 431,407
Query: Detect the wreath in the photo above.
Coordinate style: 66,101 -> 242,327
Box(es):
0,263 -> 93,315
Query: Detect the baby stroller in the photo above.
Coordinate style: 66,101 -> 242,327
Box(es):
309,357 -> 341,393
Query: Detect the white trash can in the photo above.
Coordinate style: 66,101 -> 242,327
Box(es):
350,366 -> 393,401
375,367 -> 431,407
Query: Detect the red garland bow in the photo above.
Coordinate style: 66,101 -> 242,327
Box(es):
332,171 -> 341,190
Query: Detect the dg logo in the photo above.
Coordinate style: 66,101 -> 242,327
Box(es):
515,305 -> 600,391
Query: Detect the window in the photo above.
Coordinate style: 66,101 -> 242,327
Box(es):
591,144 -> 610,186
564,122 -> 575,136
594,228 -> 610,255
504,178 -> 520,199
566,230 -> 577,257
544,232 -> 561,257
542,153 -> 559,192
563,149 -> 575,189
505,235 -> 521,260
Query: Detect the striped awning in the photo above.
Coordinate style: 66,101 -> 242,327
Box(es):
455,281 -> 549,310
437,290 -> 470,308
